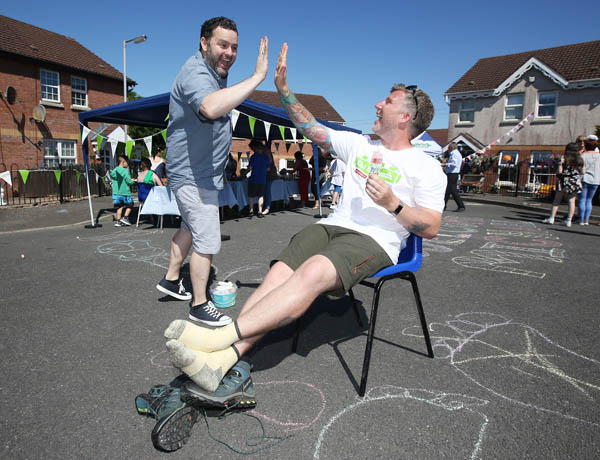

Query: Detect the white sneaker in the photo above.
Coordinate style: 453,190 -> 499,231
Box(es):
542,217 -> 554,224
120,217 -> 132,226
562,220 -> 571,227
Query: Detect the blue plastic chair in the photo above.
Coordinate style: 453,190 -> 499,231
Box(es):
136,182 -> 155,227
292,233 -> 434,396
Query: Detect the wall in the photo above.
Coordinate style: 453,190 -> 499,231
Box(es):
0,54 -> 123,170
448,68 -> 600,146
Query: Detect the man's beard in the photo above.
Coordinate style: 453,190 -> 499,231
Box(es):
205,44 -> 229,78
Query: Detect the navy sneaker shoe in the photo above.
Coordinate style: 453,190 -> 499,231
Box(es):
156,277 -> 192,301
189,300 -> 232,326
181,360 -> 256,409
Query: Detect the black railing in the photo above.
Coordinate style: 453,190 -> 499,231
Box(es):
0,163 -> 111,206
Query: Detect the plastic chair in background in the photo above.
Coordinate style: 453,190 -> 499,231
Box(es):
136,182 -> 155,227
292,233 -> 434,396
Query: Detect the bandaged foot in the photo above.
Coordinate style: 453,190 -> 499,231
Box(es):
166,339 -> 239,392
164,320 -> 241,352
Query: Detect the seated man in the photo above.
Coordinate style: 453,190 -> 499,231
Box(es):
163,43 -> 447,394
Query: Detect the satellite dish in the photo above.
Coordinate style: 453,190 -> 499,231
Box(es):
5,86 -> 16,104
32,104 -> 46,122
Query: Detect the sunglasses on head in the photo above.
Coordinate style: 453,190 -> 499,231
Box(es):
405,85 -> 419,121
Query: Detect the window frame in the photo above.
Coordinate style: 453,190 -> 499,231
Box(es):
536,91 -> 557,119
43,139 -> 77,168
71,76 -> 88,108
458,100 -> 475,123
503,93 -> 524,121
40,69 -> 61,103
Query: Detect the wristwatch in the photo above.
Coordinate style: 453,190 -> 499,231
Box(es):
389,200 -> 404,216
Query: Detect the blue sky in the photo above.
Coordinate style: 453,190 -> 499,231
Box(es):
3,0 -> 598,132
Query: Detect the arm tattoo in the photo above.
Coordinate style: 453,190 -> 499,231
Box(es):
407,221 -> 431,235
276,317 -> 296,329
280,91 -> 333,152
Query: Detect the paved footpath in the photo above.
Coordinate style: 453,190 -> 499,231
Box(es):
0,200 -> 599,459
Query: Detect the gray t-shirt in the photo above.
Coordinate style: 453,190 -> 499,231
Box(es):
166,51 -> 232,190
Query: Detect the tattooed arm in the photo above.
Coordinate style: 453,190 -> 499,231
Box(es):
274,43 -> 334,153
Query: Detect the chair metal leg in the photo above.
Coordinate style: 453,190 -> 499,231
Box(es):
348,288 -> 364,328
358,278 -> 385,397
405,273 -> 434,358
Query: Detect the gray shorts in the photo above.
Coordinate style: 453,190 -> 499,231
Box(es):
173,184 -> 221,254
274,224 -> 393,297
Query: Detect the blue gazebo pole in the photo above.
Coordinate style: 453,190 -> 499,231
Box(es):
82,123 -> 100,228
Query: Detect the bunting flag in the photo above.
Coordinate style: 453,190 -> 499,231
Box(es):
76,170 -> 81,184
290,128 -> 297,143
96,134 -> 104,151
471,111 -> 535,158
0,171 -> 11,186
303,136 -> 309,144
54,170 -> 62,184
126,140 -> 134,158
285,142 -> 291,153
144,136 -> 153,156
274,142 -> 280,151
81,126 -> 91,143
164,113 -> 170,122
109,139 -> 120,158
19,170 -> 30,184
264,121 -> 271,141
248,116 -> 256,137
231,110 -> 240,131
298,142 -> 304,153
161,130 -> 167,143
278,125 -> 286,141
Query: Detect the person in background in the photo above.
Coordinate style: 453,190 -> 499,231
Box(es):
110,154 -> 135,226
225,153 -> 238,181
576,135 -> 600,225
442,142 -> 466,212
309,150 -> 328,209
262,143 -> 279,215
542,143 -> 584,227
151,150 -> 167,184
328,157 -> 345,209
138,157 -> 164,186
246,139 -> 270,217
294,150 -> 310,207
156,16 -> 268,327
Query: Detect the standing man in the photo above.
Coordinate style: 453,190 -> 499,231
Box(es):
162,43 -> 447,395
443,142 -> 466,212
156,17 -> 268,326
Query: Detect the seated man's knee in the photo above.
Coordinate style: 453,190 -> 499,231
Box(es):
296,255 -> 338,290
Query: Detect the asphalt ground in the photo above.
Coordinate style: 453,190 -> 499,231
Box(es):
1,200 -> 599,459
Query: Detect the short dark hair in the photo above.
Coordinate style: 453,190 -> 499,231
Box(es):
390,84 -> 434,140
584,138 -> 598,151
200,17 -> 237,47
140,158 -> 152,170
118,155 -> 129,166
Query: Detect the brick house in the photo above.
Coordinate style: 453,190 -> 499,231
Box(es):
231,89 -> 346,174
444,40 -> 600,192
0,15 -> 128,171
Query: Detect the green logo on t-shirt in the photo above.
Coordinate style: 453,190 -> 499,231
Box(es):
354,155 -> 401,184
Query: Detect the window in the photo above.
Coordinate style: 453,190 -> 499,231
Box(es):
504,94 -> 524,121
71,76 -> 88,107
459,100 -> 475,123
530,151 -> 553,170
41,69 -> 60,102
43,140 -> 77,168
537,92 -> 557,118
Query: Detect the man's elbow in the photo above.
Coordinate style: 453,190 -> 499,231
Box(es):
421,227 -> 439,240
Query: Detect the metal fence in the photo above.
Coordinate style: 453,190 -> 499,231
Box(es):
0,163 -> 111,206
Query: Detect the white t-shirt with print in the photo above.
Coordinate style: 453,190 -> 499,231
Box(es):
318,129 -> 447,262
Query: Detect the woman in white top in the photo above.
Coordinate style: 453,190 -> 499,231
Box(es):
576,136 -> 600,225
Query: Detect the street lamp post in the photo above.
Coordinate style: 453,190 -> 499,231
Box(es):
123,34 -> 147,138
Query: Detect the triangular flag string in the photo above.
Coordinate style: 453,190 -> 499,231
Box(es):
19,170 -> 30,184
264,121 -> 271,142
54,170 -> 62,184
144,136 -> 153,156
248,116 -> 256,137
0,171 -> 12,186
81,126 -> 90,143
290,128 -> 297,143
278,125 -> 286,141
231,110 -> 240,131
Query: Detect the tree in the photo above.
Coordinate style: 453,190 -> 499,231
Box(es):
125,90 -> 166,157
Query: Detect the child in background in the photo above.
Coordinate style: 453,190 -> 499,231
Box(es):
110,155 -> 135,226
542,143 -> 584,227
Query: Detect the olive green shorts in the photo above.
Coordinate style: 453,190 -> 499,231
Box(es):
273,224 -> 394,298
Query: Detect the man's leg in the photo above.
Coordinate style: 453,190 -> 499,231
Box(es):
165,228 -> 193,281
167,255 -> 340,391
190,251 -> 212,306
448,173 -> 465,209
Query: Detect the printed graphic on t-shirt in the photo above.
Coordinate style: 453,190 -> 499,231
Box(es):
353,154 -> 402,184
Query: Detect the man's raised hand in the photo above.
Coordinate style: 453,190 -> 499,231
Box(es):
254,36 -> 269,82
275,43 -> 290,96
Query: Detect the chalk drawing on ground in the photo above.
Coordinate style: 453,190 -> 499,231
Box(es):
423,216 -> 484,257
250,380 -> 326,433
314,385 -> 489,460
403,312 -> 600,427
96,239 -> 171,270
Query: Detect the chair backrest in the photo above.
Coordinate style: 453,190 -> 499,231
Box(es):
137,182 -> 154,202
372,233 -> 422,277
